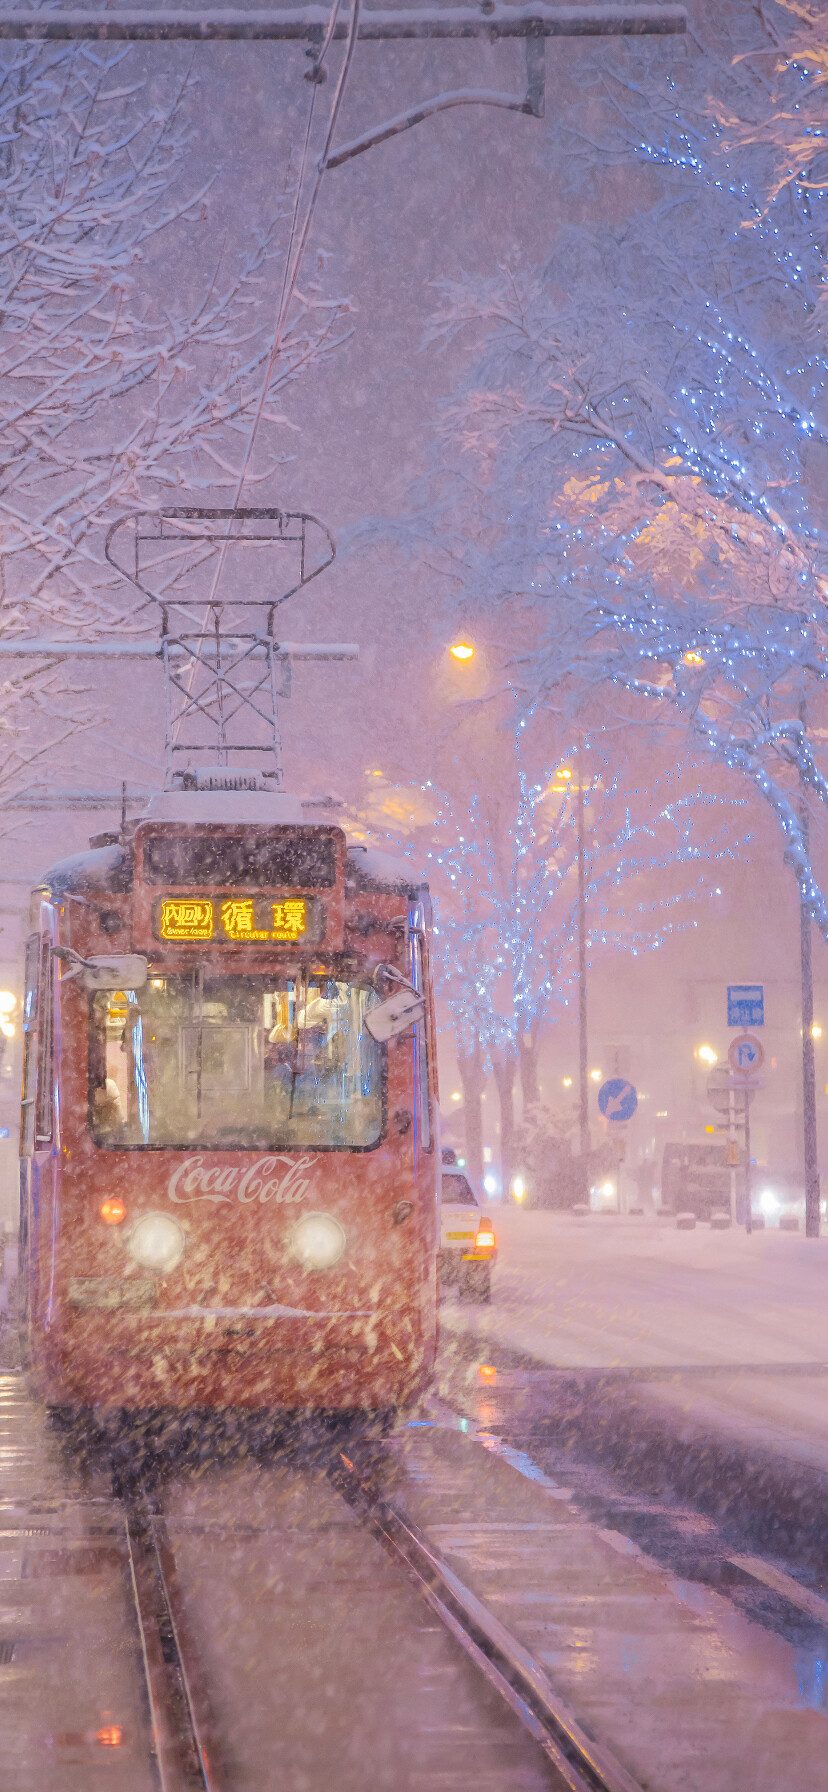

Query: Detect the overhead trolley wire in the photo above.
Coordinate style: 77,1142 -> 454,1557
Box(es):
171,0 -> 358,752
204,0 -> 360,608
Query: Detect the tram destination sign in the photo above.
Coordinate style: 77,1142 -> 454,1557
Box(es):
154,894 -> 323,946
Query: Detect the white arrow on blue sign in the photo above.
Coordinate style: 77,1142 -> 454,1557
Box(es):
598,1078 -> 638,1123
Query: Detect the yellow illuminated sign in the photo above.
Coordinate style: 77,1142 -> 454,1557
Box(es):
270,900 -> 308,941
220,898 -> 269,941
156,895 -> 309,943
159,899 -> 214,940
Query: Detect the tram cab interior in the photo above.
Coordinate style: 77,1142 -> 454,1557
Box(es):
89,973 -> 384,1152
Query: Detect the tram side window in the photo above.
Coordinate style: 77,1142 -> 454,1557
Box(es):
411,933 -> 432,1152
35,939 -> 54,1145
19,935 -> 39,1156
21,934 -> 53,1153
89,973 -> 384,1152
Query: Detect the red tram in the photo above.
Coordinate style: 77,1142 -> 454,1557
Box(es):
19,778 -> 439,1419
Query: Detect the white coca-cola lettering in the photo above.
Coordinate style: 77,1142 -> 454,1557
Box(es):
167,1154 -> 316,1206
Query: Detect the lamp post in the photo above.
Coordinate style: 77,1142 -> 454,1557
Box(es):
577,742 -> 590,1159
799,701 -> 821,1238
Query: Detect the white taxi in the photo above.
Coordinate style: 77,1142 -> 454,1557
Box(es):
438,1161 -> 497,1302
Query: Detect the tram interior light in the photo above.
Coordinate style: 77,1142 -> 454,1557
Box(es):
127,1212 -> 185,1273
289,1212 -> 347,1272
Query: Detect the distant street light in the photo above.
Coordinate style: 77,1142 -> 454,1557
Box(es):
0,992 -> 15,1014
683,649 -> 705,668
812,1023 -> 823,1041
449,641 -> 474,661
697,1044 -> 718,1065
590,1068 -> 602,1083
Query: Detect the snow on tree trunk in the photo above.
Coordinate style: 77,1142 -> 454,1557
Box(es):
457,1033 -> 485,1185
518,1028 -> 540,1114
492,1049 -> 516,1200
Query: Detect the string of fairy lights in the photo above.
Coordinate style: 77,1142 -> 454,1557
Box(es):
406,17 -> 828,936
355,729 -> 747,1083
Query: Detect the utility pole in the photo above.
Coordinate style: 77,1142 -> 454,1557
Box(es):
799,697 -> 821,1237
577,742 -> 589,1160
0,8 -> 686,170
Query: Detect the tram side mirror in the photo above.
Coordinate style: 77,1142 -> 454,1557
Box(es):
54,947 -> 148,990
365,989 -> 425,1043
82,954 -> 148,991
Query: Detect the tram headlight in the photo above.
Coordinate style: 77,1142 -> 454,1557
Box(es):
288,1212 -> 347,1272
127,1212 -> 186,1274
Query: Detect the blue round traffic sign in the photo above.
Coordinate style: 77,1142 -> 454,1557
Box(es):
598,1078 -> 638,1123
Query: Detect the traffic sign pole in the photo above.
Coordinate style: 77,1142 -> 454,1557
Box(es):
728,1084 -> 737,1228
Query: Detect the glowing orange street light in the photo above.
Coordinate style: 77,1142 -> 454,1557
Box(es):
450,642 -> 474,661
683,649 -> 705,668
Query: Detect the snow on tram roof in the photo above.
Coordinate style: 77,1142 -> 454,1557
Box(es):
144,787 -> 305,825
34,806 -> 427,902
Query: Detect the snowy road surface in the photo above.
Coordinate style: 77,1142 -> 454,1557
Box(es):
441,1210 -> 828,1472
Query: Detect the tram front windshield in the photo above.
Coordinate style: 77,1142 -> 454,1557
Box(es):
89,973 -> 383,1150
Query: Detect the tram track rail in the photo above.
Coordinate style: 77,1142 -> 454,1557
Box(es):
123,1489 -> 217,1792
331,1443 -> 645,1792
115,1432 -> 644,1792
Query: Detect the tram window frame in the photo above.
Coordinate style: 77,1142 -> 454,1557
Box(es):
87,971 -> 387,1154
19,934 -> 39,1157
34,937 -> 54,1146
410,930 -> 433,1153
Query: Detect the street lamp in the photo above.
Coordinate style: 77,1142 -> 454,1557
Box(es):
697,1044 -> 718,1065
449,642 -> 474,661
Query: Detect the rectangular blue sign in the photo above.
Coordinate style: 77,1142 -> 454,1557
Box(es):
727,984 -> 764,1028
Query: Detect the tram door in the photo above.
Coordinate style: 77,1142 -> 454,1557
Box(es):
179,1020 -> 260,1113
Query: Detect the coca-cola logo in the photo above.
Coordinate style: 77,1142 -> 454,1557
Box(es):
167,1154 -> 316,1207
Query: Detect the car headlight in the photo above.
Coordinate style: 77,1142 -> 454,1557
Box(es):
288,1212 -> 347,1271
127,1212 -> 186,1274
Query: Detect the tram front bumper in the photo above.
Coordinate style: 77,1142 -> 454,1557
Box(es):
47,1306 -> 436,1411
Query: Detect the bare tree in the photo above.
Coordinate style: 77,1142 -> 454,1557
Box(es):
0,41 -> 350,801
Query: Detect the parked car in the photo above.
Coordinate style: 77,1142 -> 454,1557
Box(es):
439,1163 -> 497,1302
